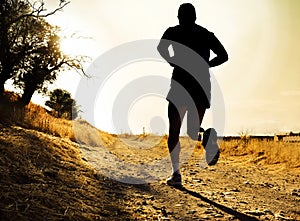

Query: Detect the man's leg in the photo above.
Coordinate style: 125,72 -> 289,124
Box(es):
168,102 -> 187,175
187,105 -> 206,140
186,105 -> 220,166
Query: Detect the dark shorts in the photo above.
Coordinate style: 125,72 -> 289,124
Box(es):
166,80 -> 211,109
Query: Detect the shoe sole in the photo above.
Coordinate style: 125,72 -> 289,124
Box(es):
202,128 -> 220,166
206,143 -> 220,166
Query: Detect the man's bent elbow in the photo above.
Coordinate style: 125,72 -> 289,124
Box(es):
157,41 -> 165,52
157,44 -> 164,56
157,44 -> 161,51
223,52 -> 229,63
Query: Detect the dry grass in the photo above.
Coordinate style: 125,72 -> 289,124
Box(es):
0,91 -> 116,147
220,138 -> 300,168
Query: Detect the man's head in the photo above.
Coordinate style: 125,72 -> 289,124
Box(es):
178,3 -> 196,25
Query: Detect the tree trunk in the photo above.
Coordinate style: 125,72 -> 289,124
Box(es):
0,83 -> 4,96
0,76 -> 7,95
0,64 -> 14,96
20,83 -> 37,106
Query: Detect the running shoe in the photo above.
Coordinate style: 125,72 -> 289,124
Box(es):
166,173 -> 182,187
202,128 -> 220,166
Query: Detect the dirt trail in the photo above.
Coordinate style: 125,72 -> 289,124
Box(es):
0,126 -> 299,220
81,135 -> 300,220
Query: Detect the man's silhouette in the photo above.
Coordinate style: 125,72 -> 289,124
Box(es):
157,3 -> 228,186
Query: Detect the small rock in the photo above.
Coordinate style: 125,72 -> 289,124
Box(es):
291,192 -> 298,197
232,188 -> 240,192
263,209 -> 273,215
152,205 -> 160,210
291,189 -> 300,197
161,207 -> 168,217
201,215 -> 210,220
239,201 -> 248,205
214,214 -> 224,218
204,210 -> 214,214
244,210 -> 266,216
260,182 -> 274,188
204,207 -> 214,214
275,213 -> 293,220
187,210 -> 197,214
203,191 -> 214,196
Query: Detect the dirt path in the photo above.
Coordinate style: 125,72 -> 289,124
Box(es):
81,136 -> 300,221
118,157 -> 300,220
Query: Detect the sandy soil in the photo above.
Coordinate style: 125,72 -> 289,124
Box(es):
0,125 -> 299,220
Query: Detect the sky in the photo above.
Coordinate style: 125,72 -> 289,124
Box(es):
25,0 -> 300,136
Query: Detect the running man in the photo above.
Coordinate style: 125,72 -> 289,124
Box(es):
157,3 -> 228,186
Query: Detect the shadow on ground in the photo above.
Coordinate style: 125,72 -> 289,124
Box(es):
175,186 -> 259,221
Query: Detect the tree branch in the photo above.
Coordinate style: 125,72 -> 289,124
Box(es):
12,0 -> 70,24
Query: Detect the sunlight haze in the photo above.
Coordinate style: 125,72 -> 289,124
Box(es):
30,0 -> 300,136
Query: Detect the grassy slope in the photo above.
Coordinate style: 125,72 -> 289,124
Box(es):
0,125 -> 135,220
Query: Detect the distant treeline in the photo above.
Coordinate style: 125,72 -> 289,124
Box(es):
221,136 -> 274,141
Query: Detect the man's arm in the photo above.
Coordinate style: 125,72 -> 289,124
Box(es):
157,40 -> 173,65
209,34 -> 228,67
157,28 -> 175,67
